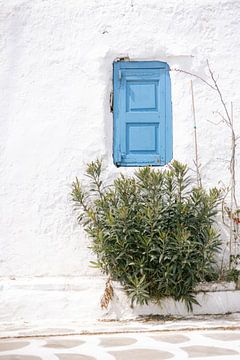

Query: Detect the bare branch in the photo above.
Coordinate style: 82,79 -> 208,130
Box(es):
215,158 -> 230,163
212,111 -> 231,127
171,67 -> 216,90
172,61 -> 239,267
206,60 -> 232,125
206,119 -> 224,126
191,80 -> 202,187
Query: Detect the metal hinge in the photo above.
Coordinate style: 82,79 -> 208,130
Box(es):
114,56 -> 130,62
109,91 -> 113,112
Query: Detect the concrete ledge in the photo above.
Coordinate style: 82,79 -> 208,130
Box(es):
1,313 -> 240,339
0,277 -> 240,327
194,281 -> 236,292
108,281 -> 240,320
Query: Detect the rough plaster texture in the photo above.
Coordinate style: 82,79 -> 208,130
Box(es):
1,0 -> 240,323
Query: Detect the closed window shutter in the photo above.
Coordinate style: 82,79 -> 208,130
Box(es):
113,61 -> 172,167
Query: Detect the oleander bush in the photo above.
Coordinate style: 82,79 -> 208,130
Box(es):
71,160 -> 221,310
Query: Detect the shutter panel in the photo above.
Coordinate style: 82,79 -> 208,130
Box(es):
113,61 -> 172,166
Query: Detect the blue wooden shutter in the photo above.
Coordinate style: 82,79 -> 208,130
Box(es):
113,61 -> 172,167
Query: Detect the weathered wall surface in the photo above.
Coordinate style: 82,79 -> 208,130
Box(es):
0,0 -> 240,321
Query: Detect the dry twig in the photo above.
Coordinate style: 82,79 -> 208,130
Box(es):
100,278 -> 114,309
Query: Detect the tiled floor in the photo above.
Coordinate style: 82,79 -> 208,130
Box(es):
1,330 -> 240,359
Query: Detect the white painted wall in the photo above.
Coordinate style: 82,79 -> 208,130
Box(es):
0,0 -> 240,323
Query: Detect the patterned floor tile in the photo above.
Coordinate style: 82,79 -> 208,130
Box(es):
0,356 -> 41,360
99,336 -> 137,347
56,354 -> 96,360
0,342 -> 29,351
181,345 -> 239,357
1,329 -> 240,360
151,334 -> 190,344
203,332 -> 240,341
44,339 -> 85,348
109,349 -> 174,360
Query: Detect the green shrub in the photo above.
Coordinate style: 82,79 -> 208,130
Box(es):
71,160 -> 221,311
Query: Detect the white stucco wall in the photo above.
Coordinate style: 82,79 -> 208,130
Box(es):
0,0 -> 240,324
